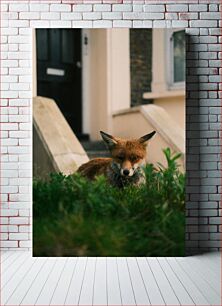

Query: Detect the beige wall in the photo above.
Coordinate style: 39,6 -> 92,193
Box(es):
86,29 -> 130,140
155,96 -> 185,130
143,28 -> 185,131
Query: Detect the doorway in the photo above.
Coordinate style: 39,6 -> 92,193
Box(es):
36,29 -> 83,138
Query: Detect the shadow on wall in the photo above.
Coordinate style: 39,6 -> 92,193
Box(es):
186,34 -> 201,255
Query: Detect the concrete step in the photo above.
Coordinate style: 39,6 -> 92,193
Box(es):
81,141 -> 110,159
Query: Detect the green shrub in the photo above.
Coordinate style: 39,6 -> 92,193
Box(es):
33,148 -> 185,256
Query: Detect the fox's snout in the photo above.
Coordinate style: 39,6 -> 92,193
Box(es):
100,130 -> 156,179
120,160 -> 138,177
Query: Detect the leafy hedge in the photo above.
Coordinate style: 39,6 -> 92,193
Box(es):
33,148 -> 185,256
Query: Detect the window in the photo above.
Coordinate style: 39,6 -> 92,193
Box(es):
166,29 -> 185,89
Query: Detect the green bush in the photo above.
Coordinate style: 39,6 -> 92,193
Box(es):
33,148 -> 185,256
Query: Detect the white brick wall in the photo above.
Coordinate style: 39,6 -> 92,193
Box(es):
0,0 -> 221,254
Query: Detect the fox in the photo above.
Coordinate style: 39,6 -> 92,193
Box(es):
77,131 -> 156,188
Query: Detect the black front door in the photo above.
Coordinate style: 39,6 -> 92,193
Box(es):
36,29 -> 82,136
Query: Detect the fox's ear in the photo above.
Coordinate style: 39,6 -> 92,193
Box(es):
100,131 -> 118,149
139,131 -> 156,144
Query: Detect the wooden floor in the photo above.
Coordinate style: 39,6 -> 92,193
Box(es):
1,251 -> 220,306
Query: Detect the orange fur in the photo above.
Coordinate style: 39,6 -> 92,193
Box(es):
77,131 -> 156,187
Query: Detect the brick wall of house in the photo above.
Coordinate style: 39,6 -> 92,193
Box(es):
0,0 -> 221,253
130,29 -> 152,107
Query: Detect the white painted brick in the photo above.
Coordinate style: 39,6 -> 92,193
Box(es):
73,4 -> 92,12
165,13 -> 178,20
199,52 -> 217,60
1,91 -> 18,99
133,20 -> 143,28
190,20 -> 218,28
29,4 -> 49,12
1,36 -> 7,44
1,4 -> 8,12
0,241 -> 18,248
1,83 -> 9,91
123,12 -> 164,19
19,12 -> 40,20
102,12 -> 122,19
112,4 -> 132,11
72,20 -> 93,28
19,210 -> 29,217
93,20 -> 112,28
0,225 -> 18,233
1,131 -> 9,138
143,5 -> 165,12
94,4 -> 111,11
199,36 -> 217,44
143,20 -> 153,28
19,170 -> 31,178
50,4 -> 71,12
8,35 -> 27,44
2,170 -> 18,178
209,60 -> 221,67
0,99 -> 8,107
19,240 -> 31,248
189,4 -> 207,11
1,28 -> 18,35
9,155 -> 19,162
0,68 -> 8,75
19,91 -> 32,99
172,20 -> 188,28
209,45 -> 221,52
50,21 -> 72,28
30,20 -> 50,28
9,4 -> 28,11
9,44 -> 18,51
113,20 -> 132,27
1,208 -> 18,216
2,123 -> 18,131
9,115 -> 29,123
9,99 -> 30,107
10,83 -> 30,91
8,146 -> 30,154
179,12 -> 198,20
209,4 -> 219,12
41,12 -> 60,20
9,233 -> 29,240
1,138 -> 18,146
19,226 -> 30,233
9,20 -> 29,28
61,12 -> 82,20
166,4 -> 188,12
201,12 -> 221,19
19,76 -> 32,83
8,51 -> 30,59
1,233 -> 9,240
19,28 -> 32,35
209,28 -> 221,36
0,218 -> 8,225
10,178 -> 30,186
9,68 -> 31,75
83,12 -> 101,20
133,5 -> 143,12
19,123 -> 31,131
154,20 -> 172,28
1,60 -> 18,68
1,44 -> 9,52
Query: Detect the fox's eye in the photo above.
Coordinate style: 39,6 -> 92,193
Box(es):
131,155 -> 139,162
117,155 -> 124,161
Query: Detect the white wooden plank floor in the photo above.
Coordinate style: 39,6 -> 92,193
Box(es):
1,251 -> 221,306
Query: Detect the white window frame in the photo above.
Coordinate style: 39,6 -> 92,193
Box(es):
165,29 -> 185,91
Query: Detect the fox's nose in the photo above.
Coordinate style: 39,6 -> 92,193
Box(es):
123,169 -> 130,176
